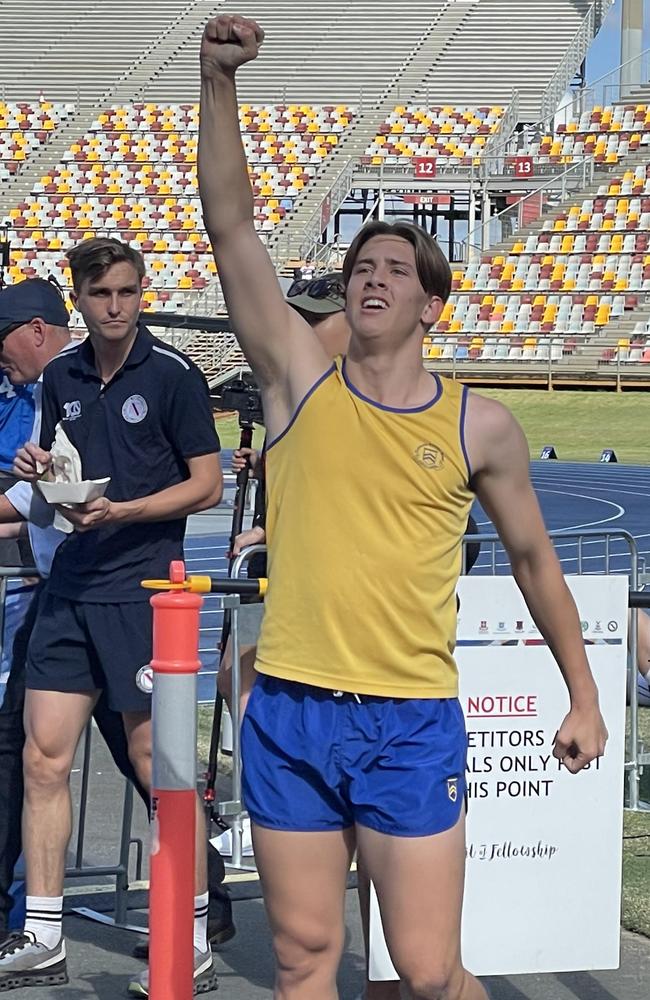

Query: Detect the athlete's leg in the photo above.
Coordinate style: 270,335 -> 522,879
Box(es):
252,825 -> 355,1000
356,852 -> 401,1000
92,696 -> 150,808
217,636 -> 259,718
356,814 -> 487,1000
23,689 -> 98,897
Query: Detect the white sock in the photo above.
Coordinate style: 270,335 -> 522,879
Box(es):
193,891 -> 209,953
24,895 -> 63,949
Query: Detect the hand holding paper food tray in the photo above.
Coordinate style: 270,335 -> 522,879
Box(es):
35,423 -> 110,530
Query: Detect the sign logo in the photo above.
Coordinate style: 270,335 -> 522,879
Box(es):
414,443 -> 444,470
580,620 -> 589,633
136,665 -> 154,694
63,400 -> 82,420
122,394 -> 148,424
447,778 -> 458,803
607,620 -> 618,633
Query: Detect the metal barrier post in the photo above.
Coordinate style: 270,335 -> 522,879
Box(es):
149,560 -> 203,1000
218,547 -> 267,871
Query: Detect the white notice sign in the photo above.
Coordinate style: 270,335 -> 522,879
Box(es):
369,575 -> 627,978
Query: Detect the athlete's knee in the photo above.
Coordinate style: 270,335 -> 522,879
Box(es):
274,921 -> 342,987
400,956 -> 467,1000
22,734 -> 73,789
127,741 -> 152,787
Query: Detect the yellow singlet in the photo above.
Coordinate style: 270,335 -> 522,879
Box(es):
255,360 -> 474,698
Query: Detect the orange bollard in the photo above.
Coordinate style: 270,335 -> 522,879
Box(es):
148,561 -> 203,1000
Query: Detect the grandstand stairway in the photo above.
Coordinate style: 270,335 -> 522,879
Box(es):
267,0 -> 480,265
415,0 -> 596,122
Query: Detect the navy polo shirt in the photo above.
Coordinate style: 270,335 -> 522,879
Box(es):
39,325 -> 221,602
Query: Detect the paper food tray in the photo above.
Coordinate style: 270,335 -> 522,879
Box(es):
37,478 -> 111,504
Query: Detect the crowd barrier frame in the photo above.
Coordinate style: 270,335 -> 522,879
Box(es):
2,525 -> 648,914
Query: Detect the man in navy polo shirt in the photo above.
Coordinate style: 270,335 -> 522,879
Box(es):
2,239 -> 223,996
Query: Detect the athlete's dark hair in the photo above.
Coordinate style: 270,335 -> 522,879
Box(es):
342,221 -> 452,303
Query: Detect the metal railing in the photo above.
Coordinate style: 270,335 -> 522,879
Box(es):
540,3 -> 596,122
422,330 -> 650,391
545,47 -> 650,130
461,157 -> 595,259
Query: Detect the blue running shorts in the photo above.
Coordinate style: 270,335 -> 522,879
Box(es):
241,674 -> 467,837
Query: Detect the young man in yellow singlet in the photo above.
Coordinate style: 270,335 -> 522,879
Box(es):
198,15 -> 608,1000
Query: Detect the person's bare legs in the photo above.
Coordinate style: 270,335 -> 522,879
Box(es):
252,824 -> 355,999
357,813 -> 488,1000
122,711 -> 207,895
357,853 -> 402,1000
217,636 -> 258,719
22,689 -> 98,896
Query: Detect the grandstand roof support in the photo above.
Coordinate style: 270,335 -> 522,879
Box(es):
621,0 -> 645,95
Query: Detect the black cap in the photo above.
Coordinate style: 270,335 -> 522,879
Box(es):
0,278 -> 69,343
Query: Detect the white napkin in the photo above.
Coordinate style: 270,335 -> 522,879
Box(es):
50,423 -> 83,484
37,422 -> 110,532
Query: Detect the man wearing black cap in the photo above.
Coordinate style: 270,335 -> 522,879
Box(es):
0,278 -> 153,951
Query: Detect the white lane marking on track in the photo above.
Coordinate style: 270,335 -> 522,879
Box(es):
530,488 -> 625,531
532,478 -> 650,497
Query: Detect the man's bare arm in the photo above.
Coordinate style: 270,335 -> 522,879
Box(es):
198,14 -> 329,434
0,495 -> 25,525
55,453 -> 223,532
466,394 -> 608,772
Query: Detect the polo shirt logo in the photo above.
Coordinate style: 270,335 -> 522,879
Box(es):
63,400 -> 82,420
122,394 -> 148,424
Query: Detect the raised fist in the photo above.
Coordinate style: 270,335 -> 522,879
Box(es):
200,14 -> 264,77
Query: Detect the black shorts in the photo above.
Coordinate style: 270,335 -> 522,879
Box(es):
26,588 -> 153,714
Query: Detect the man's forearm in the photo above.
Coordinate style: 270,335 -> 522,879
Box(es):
199,72 -> 253,242
112,475 -> 223,524
0,494 -> 25,525
513,551 -> 599,706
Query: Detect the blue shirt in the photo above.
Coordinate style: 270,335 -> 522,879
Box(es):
0,371 -> 35,471
39,325 -> 221,602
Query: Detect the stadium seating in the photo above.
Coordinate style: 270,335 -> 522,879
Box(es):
525,104 -> 650,165
0,100 -> 73,181
1,102 -> 356,309
364,105 -> 504,166
438,156 -> 650,354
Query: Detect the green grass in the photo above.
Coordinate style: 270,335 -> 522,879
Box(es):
214,390 -> 650,464
197,704 -> 650,937
214,414 -> 266,451
476,389 -> 650,465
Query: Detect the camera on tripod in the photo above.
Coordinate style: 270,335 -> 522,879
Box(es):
211,375 -> 264,428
